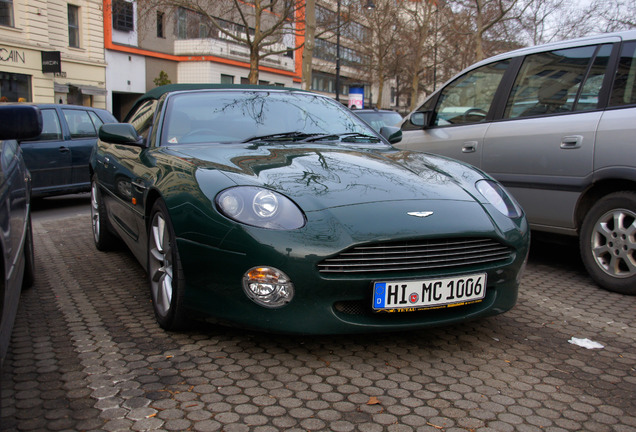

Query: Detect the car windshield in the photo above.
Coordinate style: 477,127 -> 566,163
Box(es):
161,90 -> 378,145
356,111 -> 403,132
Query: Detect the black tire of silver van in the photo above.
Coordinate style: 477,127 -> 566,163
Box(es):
580,191 -> 636,295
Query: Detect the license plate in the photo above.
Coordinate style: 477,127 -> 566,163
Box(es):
372,273 -> 487,312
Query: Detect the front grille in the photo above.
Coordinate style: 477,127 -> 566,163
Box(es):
318,238 -> 512,274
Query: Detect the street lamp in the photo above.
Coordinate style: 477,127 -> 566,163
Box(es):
335,0 -> 375,104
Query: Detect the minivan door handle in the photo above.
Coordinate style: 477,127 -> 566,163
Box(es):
560,135 -> 583,149
462,141 -> 478,153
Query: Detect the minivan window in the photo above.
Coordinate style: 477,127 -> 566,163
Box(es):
610,41 -> 636,107
432,60 -> 510,126
504,45 -> 605,119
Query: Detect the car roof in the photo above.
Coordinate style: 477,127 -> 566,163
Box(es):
133,84 -> 310,104
472,30 -> 636,69
5,103 -> 113,116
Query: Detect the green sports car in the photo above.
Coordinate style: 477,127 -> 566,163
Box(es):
90,84 -> 530,334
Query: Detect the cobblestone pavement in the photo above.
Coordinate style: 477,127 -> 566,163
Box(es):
1,210 -> 635,432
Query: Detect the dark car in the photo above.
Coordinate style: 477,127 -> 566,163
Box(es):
0,105 -> 41,364
19,104 -> 117,198
354,108 -> 403,132
90,84 -> 529,334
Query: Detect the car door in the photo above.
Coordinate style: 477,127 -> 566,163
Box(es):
398,59 -> 512,168
62,108 -> 99,187
19,108 -> 71,192
97,99 -> 158,257
482,43 -> 614,231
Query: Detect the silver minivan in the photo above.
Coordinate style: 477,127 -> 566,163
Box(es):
399,30 -> 636,295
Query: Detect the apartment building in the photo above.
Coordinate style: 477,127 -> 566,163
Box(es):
0,0 -> 107,107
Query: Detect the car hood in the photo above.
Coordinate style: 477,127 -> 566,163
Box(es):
170,143 -> 482,212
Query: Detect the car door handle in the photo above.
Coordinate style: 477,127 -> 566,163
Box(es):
560,135 -> 583,149
58,146 -> 70,153
462,141 -> 478,153
132,180 -> 147,191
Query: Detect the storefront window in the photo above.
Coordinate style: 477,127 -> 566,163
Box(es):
0,72 -> 31,102
0,0 -> 14,27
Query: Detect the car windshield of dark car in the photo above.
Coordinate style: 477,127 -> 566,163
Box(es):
160,91 -> 377,145
356,111 -> 403,132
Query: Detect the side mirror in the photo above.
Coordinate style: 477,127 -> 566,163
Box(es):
99,123 -> 144,147
0,105 -> 43,140
379,126 -> 402,144
410,111 -> 432,129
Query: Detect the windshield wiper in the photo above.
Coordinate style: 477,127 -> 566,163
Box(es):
307,132 -> 381,143
242,132 -> 322,143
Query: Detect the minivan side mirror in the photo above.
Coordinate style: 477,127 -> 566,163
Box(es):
410,110 -> 433,129
0,105 -> 43,140
379,126 -> 402,144
99,123 -> 145,147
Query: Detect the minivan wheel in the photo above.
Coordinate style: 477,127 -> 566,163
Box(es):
580,191 -> 636,295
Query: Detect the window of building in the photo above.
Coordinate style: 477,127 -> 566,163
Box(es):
113,0 -> 134,32
221,74 -> 234,84
0,72 -> 32,102
68,5 -> 80,48
0,0 -> 14,27
157,11 -> 165,38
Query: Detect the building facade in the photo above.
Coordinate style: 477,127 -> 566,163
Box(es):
1,0 -> 389,117
0,0 -> 107,107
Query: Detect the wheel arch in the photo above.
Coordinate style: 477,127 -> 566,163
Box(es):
575,179 -> 636,233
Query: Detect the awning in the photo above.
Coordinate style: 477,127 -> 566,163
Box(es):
54,83 -> 107,96
76,85 -> 107,96
54,83 -> 69,93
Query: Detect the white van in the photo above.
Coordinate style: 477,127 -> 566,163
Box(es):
399,30 -> 636,295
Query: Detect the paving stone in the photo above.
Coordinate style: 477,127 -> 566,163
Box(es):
0,210 -> 634,432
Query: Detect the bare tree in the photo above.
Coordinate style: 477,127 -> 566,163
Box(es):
137,0 -> 305,84
449,0 -> 531,61
350,0 -> 401,108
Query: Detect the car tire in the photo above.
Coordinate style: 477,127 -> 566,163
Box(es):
22,214 -> 35,289
147,199 -> 189,330
91,178 -> 118,251
580,191 -> 636,295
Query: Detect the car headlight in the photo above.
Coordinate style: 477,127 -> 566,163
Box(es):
476,180 -> 523,218
216,186 -> 306,229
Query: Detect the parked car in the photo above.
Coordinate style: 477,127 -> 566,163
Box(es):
90,84 -> 529,334
18,104 -> 117,198
0,105 -> 41,365
399,30 -> 636,295
354,108 -> 403,132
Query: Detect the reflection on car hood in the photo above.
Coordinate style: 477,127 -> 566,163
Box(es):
170,143 -> 478,212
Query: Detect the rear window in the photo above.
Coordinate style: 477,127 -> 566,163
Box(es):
504,44 -> 611,119
63,109 -> 97,138
610,41 -> 636,107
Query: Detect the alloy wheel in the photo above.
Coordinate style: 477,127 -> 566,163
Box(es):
149,212 -> 174,317
590,208 -> 636,278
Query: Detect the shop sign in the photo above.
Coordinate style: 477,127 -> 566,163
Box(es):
0,47 -> 26,64
42,51 -> 62,73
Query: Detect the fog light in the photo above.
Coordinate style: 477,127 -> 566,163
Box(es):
242,267 -> 294,308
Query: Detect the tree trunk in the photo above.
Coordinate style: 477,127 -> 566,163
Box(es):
301,0 -> 316,90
